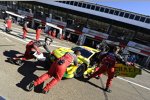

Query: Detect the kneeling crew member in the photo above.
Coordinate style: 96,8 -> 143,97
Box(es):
8,37 -> 53,65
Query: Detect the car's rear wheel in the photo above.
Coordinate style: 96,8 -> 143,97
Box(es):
74,64 -> 87,78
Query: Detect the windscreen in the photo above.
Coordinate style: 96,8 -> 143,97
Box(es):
72,47 -> 93,58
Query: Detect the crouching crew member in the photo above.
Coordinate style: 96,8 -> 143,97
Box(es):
8,37 -> 53,65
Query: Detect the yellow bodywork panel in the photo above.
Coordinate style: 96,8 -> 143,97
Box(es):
115,64 -> 142,78
67,66 -> 78,74
84,67 -> 95,75
53,47 -> 73,58
83,64 -> 142,78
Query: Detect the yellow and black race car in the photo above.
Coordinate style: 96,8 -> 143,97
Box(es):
49,46 -> 99,78
49,46 -> 142,78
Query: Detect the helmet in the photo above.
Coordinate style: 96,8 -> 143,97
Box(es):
74,50 -> 81,56
45,36 -> 53,45
45,36 -> 53,43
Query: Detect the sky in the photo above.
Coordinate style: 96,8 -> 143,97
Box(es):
88,0 -> 150,16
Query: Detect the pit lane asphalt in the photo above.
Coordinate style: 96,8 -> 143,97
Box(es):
0,22 -> 150,100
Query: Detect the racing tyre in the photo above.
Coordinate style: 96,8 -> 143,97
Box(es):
74,64 -> 87,78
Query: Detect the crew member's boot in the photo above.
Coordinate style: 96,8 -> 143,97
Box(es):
26,81 -> 35,91
104,87 -> 112,93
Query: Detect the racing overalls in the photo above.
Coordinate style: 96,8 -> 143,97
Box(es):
89,52 -> 117,89
14,40 -> 51,61
48,30 -> 52,36
36,27 -> 42,41
5,18 -> 12,32
51,31 -> 56,38
33,52 -> 78,92
22,22 -> 28,39
90,51 -> 106,78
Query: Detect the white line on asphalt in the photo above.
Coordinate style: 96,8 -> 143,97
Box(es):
1,31 -> 27,43
117,77 -> 150,91
0,30 -> 68,49
5,37 -> 12,42
11,31 -> 67,48
0,24 -> 59,44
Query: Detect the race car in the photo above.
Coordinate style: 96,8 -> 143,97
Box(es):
49,46 -> 142,78
49,46 -> 99,78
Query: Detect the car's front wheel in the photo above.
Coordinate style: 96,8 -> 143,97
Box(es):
74,64 -> 87,78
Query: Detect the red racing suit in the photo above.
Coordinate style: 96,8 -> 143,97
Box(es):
22,22 -> 28,39
36,28 -> 42,41
5,18 -> 12,31
33,52 -> 78,92
89,52 -> 117,88
48,30 -> 52,36
51,31 -> 56,38
14,40 -> 51,61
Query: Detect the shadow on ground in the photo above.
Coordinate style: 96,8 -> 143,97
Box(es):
3,50 -> 22,58
3,50 -> 50,93
3,50 -> 22,64
74,76 -> 105,91
16,60 -> 47,93
75,76 -> 109,100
